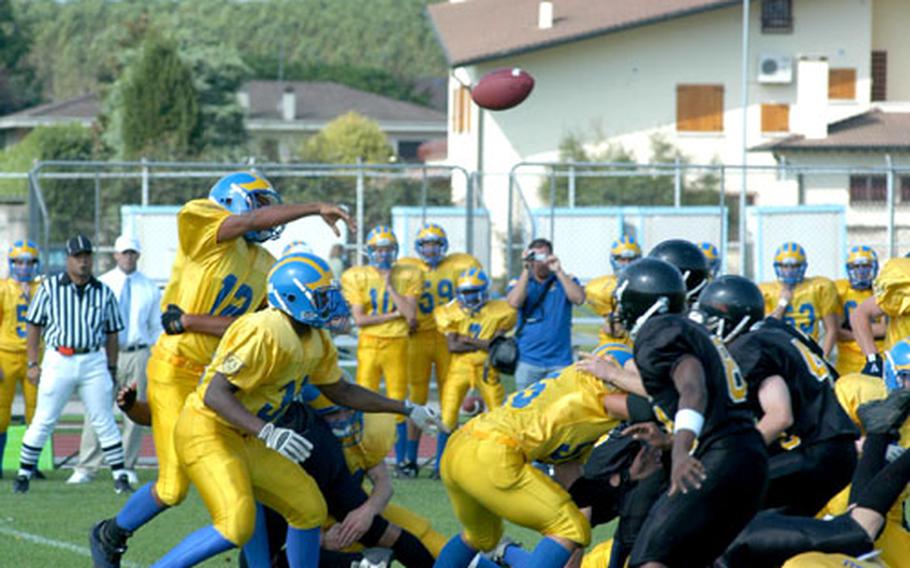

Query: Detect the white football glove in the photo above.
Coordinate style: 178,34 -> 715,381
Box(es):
886,442 -> 906,463
258,422 -> 313,463
404,400 -> 449,433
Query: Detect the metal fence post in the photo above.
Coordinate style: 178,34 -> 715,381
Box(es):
886,154 -> 896,258
420,166 -> 428,225
719,165 -> 726,273
141,157 -> 149,206
356,157 -> 365,266
94,171 -> 102,246
568,160 -> 576,208
674,157 -> 682,207
465,171 -> 475,256
549,168 -> 556,244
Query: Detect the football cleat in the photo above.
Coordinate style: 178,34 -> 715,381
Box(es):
359,547 -> 394,568
8,239 -> 41,282
415,223 -> 448,267
12,474 -> 29,494
394,461 -> 419,479
113,473 -> 133,495
90,520 -> 127,568
773,242 -> 807,286
366,226 -> 398,269
484,535 -> 522,565
456,268 -> 490,313
610,235 -> 641,273
846,245 -> 879,290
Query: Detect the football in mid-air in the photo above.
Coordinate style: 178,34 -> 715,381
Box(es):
461,394 -> 486,417
471,67 -> 535,111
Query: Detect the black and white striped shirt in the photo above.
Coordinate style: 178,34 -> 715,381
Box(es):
26,273 -> 124,351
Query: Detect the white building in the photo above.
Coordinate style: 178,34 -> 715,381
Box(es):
428,0 -> 910,273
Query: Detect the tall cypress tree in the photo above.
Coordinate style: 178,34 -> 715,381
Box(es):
120,35 -> 200,159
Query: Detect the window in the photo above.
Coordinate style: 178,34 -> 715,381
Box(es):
396,140 -> 423,162
849,175 -> 910,204
761,104 -> 789,133
871,51 -> 887,102
829,68 -> 856,100
451,86 -> 471,134
762,0 -> 793,33
676,85 -> 724,132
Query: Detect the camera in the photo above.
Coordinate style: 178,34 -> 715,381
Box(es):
524,251 -> 548,263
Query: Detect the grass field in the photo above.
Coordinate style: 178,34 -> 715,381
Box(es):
0,467 -> 615,567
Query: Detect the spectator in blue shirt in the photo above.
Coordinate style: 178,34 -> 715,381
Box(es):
506,238 -> 585,390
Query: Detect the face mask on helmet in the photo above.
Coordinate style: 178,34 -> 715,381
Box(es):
416,224 -> 448,267
10,257 -> 39,282
774,261 -> 806,286
368,245 -> 397,270
847,262 -> 876,290
268,254 -> 351,330
457,287 -> 488,312
322,408 -> 365,447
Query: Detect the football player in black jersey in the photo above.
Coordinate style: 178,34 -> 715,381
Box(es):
690,275 -> 859,517
583,258 -> 768,568
647,239 -> 711,304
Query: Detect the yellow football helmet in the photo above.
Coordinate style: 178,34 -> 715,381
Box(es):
415,223 -> 448,267
366,225 -> 398,269
8,239 -> 40,282
845,245 -> 878,290
610,235 -> 641,272
773,242 -> 807,285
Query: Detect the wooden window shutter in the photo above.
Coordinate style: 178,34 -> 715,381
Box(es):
871,51 -> 887,102
829,68 -> 856,100
677,85 -> 724,132
451,87 -> 472,134
761,104 -> 790,132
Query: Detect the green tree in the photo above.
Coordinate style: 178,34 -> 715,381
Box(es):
116,35 -> 200,160
300,111 -> 393,164
0,0 -> 41,114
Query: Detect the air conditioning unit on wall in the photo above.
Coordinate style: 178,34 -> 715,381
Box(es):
758,54 -> 793,84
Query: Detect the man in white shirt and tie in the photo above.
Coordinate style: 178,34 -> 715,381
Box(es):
68,235 -> 162,485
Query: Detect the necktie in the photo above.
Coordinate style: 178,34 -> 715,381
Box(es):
119,276 -> 131,346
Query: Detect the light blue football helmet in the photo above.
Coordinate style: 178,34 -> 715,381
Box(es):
209,171 -> 283,243
267,253 -> 349,330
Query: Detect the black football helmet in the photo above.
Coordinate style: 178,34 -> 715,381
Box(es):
648,239 -> 710,302
689,275 -> 765,343
613,258 -> 687,338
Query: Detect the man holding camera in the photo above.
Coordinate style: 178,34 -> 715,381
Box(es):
506,238 -> 585,390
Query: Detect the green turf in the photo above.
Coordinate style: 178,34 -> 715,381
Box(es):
0,467 -> 614,567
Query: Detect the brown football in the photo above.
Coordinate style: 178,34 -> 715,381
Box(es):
471,67 -> 535,111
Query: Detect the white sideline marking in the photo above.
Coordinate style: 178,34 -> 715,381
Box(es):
0,523 -> 143,568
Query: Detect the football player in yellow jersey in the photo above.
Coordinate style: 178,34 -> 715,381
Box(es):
433,348 -> 631,568
90,171 -> 354,568
432,268 -> 517,477
341,225 -> 422,476
397,223 -> 481,477
851,257 -> 910,378
585,236 -> 640,346
836,246 -> 886,375
0,240 -> 41,475
760,241 -> 839,356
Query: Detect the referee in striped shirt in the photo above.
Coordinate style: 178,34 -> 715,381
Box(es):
13,234 -> 131,495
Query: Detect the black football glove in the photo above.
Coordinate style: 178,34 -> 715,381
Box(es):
861,353 -> 884,377
162,304 -> 186,335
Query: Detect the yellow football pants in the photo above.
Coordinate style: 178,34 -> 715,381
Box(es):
408,330 -> 450,405
582,538 -> 615,568
0,351 -> 35,432
146,348 -> 202,506
783,552 -> 886,568
440,358 -> 504,432
356,334 -> 409,403
835,343 -> 867,376
175,406 -> 326,545
440,426 -> 591,551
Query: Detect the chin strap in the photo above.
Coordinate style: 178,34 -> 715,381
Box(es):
629,297 -> 669,340
718,315 -> 753,343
